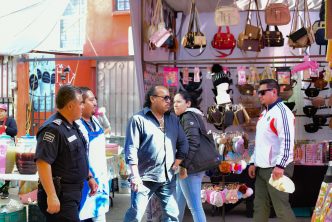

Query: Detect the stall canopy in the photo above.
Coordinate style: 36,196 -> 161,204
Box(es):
164,0 -> 323,14
0,0 -> 69,56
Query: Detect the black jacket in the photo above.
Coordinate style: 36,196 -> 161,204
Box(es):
179,111 -> 206,174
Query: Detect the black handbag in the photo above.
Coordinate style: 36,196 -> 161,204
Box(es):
181,2 -> 206,56
263,25 -> 284,47
183,113 -> 222,174
288,27 -> 307,42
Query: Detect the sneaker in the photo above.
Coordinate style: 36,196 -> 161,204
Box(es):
1,191 -> 9,199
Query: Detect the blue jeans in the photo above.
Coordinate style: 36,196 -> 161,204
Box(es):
175,172 -> 206,222
124,178 -> 178,222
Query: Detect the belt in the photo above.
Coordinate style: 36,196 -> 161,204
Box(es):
38,180 -> 83,192
60,182 -> 83,191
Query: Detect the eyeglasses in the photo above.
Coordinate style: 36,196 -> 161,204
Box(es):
153,95 -> 171,101
257,88 -> 273,96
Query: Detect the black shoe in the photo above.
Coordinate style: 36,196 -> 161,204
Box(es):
1,190 -> 9,199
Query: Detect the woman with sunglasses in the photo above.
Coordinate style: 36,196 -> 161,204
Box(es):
248,79 -> 296,222
173,91 -> 206,222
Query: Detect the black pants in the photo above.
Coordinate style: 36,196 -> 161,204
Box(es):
37,187 -> 82,222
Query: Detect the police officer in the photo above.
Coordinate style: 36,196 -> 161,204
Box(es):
35,85 -> 97,222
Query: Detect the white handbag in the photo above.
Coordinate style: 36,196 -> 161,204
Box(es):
214,0 -> 240,26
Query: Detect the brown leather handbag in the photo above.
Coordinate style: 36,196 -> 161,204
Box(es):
263,25 -> 284,47
244,0 -> 262,40
314,78 -> 328,90
265,0 -> 291,26
288,0 -> 314,49
242,38 -> 264,52
237,84 -> 255,96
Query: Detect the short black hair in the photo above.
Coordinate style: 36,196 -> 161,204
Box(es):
78,86 -> 92,102
143,86 -> 157,108
56,84 -> 82,109
259,79 -> 280,95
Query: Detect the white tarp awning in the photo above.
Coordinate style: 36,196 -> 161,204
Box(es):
0,0 -> 69,55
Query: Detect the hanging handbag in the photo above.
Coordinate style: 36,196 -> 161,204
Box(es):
244,0 -> 263,40
242,38 -> 264,52
214,0 -> 240,26
181,112 -> 222,174
148,0 -> 171,48
312,20 -> 327,46
287,0 -> 314,49
211,26 -> 236,58
265,0 -> 290,26
162,11 -> 177,50
263,25 -> 284,47
238,0 -> 264,52
182,1 -> 206,55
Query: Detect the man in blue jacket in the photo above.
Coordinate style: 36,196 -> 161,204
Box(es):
124,85 -> 189,222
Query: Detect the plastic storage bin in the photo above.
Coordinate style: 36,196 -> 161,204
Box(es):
0,208 -> 26,222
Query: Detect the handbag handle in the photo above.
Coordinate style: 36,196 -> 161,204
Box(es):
246,0 -> 263,29
246,0 -> 253,25
265,25 -> 280,32
187,1 -> 195,33
151,0 -> 162,26
193,3 -> 203,34
303,0 -> 312,28
290,0 -> 302,33
266,0 -> 289,7
218,26 -> 230,34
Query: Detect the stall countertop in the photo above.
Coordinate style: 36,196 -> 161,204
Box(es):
0,171 -> 38,181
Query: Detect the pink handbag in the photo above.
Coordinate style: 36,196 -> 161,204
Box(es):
265,0 -> 290,26
148,0 -> 171,48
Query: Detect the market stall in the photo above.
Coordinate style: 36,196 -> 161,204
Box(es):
129,0 -> 332,219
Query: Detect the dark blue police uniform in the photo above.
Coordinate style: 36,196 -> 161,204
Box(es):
35,112 -> 89,222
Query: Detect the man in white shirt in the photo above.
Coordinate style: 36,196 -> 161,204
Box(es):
248,79 -> 296,222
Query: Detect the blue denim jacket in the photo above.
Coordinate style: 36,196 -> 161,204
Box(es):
125,107 -> 189,183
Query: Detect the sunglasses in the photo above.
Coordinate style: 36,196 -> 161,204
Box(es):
153,95 -> 171,101
257,88 -> 273,96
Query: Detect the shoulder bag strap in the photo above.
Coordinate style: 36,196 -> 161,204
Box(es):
290,0 -> 299,34
188,112 -> 207,135
246,0 -> 252,25
304,0 -> 312,27
254,0 -> 263,30
187,2 -> 195,33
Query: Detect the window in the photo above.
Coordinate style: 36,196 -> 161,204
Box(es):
115,0 -> 130,11
60,0 -> 87,52
32,0 -> 87,53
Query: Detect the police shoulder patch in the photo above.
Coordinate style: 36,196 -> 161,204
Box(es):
53,119 -> 62,125
43,132 -> 55,143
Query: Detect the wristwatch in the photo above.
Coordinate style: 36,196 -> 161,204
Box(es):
86,175 -> 93,181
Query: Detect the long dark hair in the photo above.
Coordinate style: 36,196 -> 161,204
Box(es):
176,91 -> 200,110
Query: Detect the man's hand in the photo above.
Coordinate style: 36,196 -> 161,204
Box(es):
179,167 -> 188,179
248,165 -> 256,179
272,166 -> 284,180
88,178 -> 98,196
46,193 -> 60,214
130,176 -> 142,192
